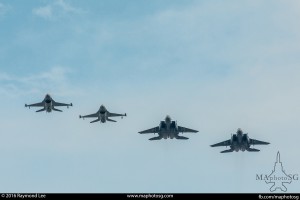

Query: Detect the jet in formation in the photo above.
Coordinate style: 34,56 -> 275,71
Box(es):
211,128 -> 270,153
139,115 -> 198,140
24,96 -> 271,153
25,94 -> 73,113
79,105 -> 126,123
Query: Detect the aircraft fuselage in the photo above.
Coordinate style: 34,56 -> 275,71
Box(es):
230,132 -> 251,152
98,105 -> 107,123
44,96 -> 53,112
158,120 -> 179,139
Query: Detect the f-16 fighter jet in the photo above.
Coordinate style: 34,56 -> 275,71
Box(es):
79,105 -> 126,123
25,94 -> 72,112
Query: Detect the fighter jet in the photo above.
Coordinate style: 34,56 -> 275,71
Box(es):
139,115 -> 198,140
211,128 -> 270,153
25,94 -> 72,113
79,105 -> 126,123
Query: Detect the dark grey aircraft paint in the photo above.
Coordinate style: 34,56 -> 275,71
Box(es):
25,94 -> 72,113
211,128 -> 270,153
79,105 -> 126,123
139,115 -> 198,140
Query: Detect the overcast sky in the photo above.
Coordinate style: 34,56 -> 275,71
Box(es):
0,0 -> 299,193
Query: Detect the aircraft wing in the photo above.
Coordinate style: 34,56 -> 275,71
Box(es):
108,112 -> 126,117
26,102 -> 44,107
177,126 -> 198,133
139,126 -> 159,134
80,113 -> 98,118
211,140 -> 231,147
53,101 -> 72,107
250,139 -> 270,145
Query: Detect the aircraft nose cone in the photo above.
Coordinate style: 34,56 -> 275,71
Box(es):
237,128 -> 243,134
165,115 -> 171,121
100,105 -> 106,111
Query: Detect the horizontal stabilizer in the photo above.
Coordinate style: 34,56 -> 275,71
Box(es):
247,148 -> 260,152
107,118 -> 116,122
90,119 -> 100,123
175,136 -> 189,140
36,108 -> 45,112
221,149 -> 234,153
149,136 -> 162,141
52,108 -> 62,112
